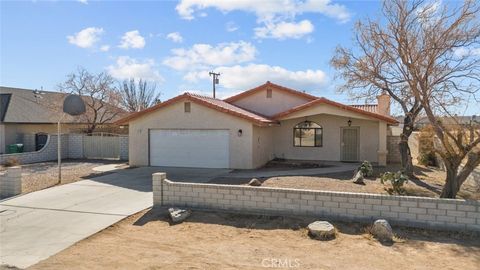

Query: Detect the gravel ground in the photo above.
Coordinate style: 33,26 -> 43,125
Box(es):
16,160 -> 126,194
210,164 -> 480,200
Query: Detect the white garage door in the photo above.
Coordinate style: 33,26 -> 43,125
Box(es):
149,129 -> 229,168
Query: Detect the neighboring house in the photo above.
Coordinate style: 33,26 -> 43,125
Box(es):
0,86 -> 125,154
117,81 -> 398,169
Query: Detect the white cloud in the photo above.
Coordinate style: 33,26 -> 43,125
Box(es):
454,47 -> 480,57
119,30 -> 145,49
166,32 -> 183,43
100,45 -> 110,52
163,41 -> 257,71
254,19 -> 314,39
184,64 -> 327,91
78,0 -> 88,4
67,27 -> 104,48
226,21 -> 239,32
176,0 -> 350,23
107,56 -> 164,82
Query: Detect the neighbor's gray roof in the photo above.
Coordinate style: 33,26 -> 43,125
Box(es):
0,93 -> 11,121
0,86 -> 124,124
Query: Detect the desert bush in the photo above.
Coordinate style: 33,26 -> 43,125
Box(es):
417,126 -> 437,166
381,171 -> 408,194
358,160 -> 373,177
418,152 -> 436,166
4,157 -> 21,167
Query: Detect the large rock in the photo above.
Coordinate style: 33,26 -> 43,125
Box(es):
248,178 -> 262,186
371,219 -> 394,241
168,207 -> 191,223
352,170 -> 365,185
307,221 -> 336,240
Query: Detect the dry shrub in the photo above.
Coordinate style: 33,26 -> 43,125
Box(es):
417,125 -> 437,166
4,157 -> 21,167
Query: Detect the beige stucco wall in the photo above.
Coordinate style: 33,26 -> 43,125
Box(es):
252,125 -> 274,168
272,114 -> 380,162
128,98 -> 255,169
231,87 -> 312,117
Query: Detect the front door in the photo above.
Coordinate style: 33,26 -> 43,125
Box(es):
341,127 -> 359,162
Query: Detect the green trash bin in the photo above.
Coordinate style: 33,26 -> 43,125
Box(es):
7,144 -> 18,154
16,144 -> 24,153
6,144 -> 24,154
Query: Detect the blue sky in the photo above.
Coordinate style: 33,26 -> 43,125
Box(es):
1,0 -> 478,115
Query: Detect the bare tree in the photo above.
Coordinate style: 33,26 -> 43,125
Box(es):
331,0 -> 480,188
331,1 -> 427,177
391,0 -> 480,198
58,67 -> 123,133
119,78 -> 161,112
333,0 -> 480,197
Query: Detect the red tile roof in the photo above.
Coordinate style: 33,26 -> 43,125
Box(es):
350,104 -> 378,113
272,98 -> 398,124
186,93 -> 276,125
115,92 -> 277,126
116,83 -> 397,126
224,81 -> 318,102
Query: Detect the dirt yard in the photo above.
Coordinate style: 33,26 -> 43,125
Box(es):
29,209 -> 480,270
210,164 -> 480,200
3,160 -> 127,194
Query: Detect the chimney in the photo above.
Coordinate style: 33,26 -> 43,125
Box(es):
377,91 -> 391,116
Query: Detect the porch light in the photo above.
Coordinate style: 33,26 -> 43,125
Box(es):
238,129 -> 243,137
348,119 -> 352,127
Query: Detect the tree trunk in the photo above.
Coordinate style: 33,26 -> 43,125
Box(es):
399,119 -> 414,177
441,151 -> 480,198
440,163 -> 460,198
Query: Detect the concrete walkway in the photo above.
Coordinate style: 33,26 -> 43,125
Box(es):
0,166 -> 229,269
224,162 -> 359,178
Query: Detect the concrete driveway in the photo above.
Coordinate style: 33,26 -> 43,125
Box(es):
0,166 -> 228,269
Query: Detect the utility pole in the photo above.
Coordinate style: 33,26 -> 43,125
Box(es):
209,71 -> 220,98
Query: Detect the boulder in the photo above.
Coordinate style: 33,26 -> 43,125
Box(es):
168,207 -> 191,223
248,178 -> 262,186
307,221 -> 336,240
371,219 -> 394,241
352,170 -> 365,185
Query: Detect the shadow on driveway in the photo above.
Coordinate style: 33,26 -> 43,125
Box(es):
83,166 -> 231,192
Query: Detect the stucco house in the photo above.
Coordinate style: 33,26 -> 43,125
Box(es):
0,86 -> 124,154
117,82 -> 398,169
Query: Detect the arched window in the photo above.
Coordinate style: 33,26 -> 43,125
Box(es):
293,121 -> 322,147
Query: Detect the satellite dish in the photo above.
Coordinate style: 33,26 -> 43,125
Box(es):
63,94 -> 86,116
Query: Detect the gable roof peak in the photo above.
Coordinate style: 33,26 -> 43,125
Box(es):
224,81 -> 318,103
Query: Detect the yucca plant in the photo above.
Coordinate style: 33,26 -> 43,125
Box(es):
381,171 -> 408,194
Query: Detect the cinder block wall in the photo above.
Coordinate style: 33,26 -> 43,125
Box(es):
153,173 -> 480,232
0,166 -> 22,198
119,136 -> 129,161
0,135 -> 68,165
67,134 -> 84,159
387,136 -> 401,164
1,133 -> 130,164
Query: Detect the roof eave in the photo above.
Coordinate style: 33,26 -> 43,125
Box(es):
115,93 -> 276,126
272,98 -> 398,124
